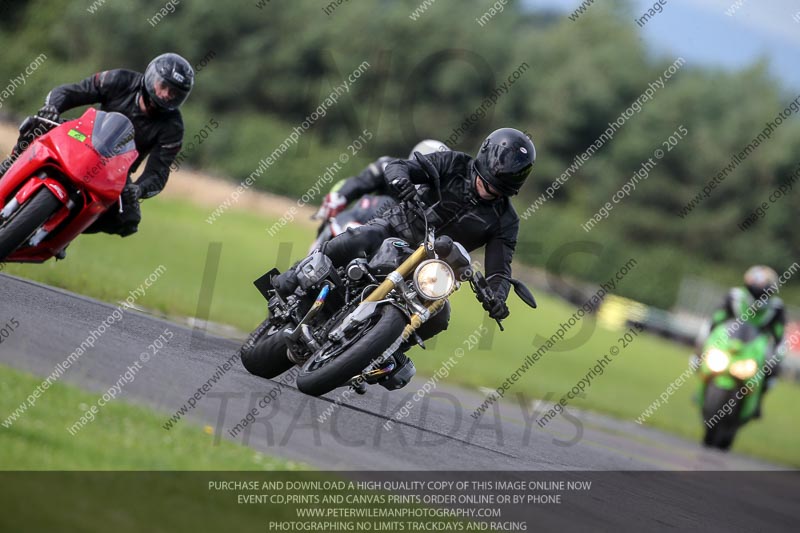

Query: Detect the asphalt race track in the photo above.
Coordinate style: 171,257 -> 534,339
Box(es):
1,274 -> 798,531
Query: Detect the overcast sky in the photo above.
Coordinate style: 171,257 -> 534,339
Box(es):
527,0 -> 800,92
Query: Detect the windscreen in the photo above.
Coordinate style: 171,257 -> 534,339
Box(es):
91,111 -> 136,158
723,321 -> 761,343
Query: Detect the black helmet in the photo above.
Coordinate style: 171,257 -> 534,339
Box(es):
143,53 -> 194,111
474,128 -> 536,196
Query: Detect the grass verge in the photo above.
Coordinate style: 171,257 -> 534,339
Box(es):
0,362 -> 304,471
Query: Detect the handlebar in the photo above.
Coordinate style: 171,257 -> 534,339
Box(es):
32,116 -> 62,128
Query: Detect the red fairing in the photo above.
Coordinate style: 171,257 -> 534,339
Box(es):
0,108 -> 138,263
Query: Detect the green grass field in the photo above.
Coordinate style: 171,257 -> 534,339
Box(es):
4,195 -> 799,467
0,363 -> 304,470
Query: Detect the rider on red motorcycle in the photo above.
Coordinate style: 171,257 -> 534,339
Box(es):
0,53 -> 193,238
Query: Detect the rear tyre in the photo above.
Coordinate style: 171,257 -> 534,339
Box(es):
296,305 -> 406,397
240,320 -> 293,379
0,189 -> 61,261
702,384 -> 741,450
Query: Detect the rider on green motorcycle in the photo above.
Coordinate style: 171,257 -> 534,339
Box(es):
700,265 -> 786,416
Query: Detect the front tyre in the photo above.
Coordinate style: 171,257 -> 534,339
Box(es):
0,188 -> 61,261
702,384 -> 741,450
296,305 -> 406,397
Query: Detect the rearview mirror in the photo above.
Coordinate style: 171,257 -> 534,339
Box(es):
485,273 -> 538,309
511,279 -> 537,309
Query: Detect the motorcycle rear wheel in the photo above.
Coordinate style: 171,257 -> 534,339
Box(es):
240,320 -> 293,379
296,305 -> 406,397
0,188 -> 61,261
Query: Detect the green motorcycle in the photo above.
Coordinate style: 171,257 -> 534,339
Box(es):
697,320 -> 771,450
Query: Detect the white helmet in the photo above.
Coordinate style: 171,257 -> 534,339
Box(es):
744,265 -> 779,299
409,139 -> 449,158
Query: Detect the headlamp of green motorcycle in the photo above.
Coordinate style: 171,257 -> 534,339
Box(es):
729,359 -> 758,380
705,348 -> 730,373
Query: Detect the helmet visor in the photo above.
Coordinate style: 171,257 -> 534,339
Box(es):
476,170 -> 501,199
144,70 -> 190,111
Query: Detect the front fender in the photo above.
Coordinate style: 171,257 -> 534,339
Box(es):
15,175 -> 70,207
711,374 -> 738,391
329,300 -> 411,342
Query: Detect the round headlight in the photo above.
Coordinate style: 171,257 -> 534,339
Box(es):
413,260 -> 455,300
705,348 -> 730,373
729,359 -> 758,380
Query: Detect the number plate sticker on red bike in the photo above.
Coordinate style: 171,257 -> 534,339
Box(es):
67,129 -> 87,142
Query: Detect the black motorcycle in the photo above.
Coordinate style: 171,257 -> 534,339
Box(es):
240,153 -> 537,397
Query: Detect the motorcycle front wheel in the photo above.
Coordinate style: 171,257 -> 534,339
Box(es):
702,384 -> 741,450
296,305 -> 406,397
0,188 -> 61,261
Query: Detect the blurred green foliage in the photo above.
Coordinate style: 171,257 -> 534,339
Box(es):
0,0 -> 797,307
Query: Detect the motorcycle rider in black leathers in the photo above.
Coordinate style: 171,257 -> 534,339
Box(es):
274,128 -> 536,388
0,53 -> 193,238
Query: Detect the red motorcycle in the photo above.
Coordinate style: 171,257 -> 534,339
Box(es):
0,108 -> 137,262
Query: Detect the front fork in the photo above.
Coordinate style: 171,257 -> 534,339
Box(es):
358,297 -> 447,386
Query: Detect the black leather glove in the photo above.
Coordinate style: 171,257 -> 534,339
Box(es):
36,105 -> 60,123
122,183 -> 142,204
390,177 -> 416,201
483,297 -> 510,320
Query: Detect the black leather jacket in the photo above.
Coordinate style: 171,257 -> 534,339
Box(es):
337,156 -> 394,202
45,69 -> 184,198
384,151 -> 520,302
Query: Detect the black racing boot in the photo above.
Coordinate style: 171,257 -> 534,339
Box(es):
272,266 -> 300,298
